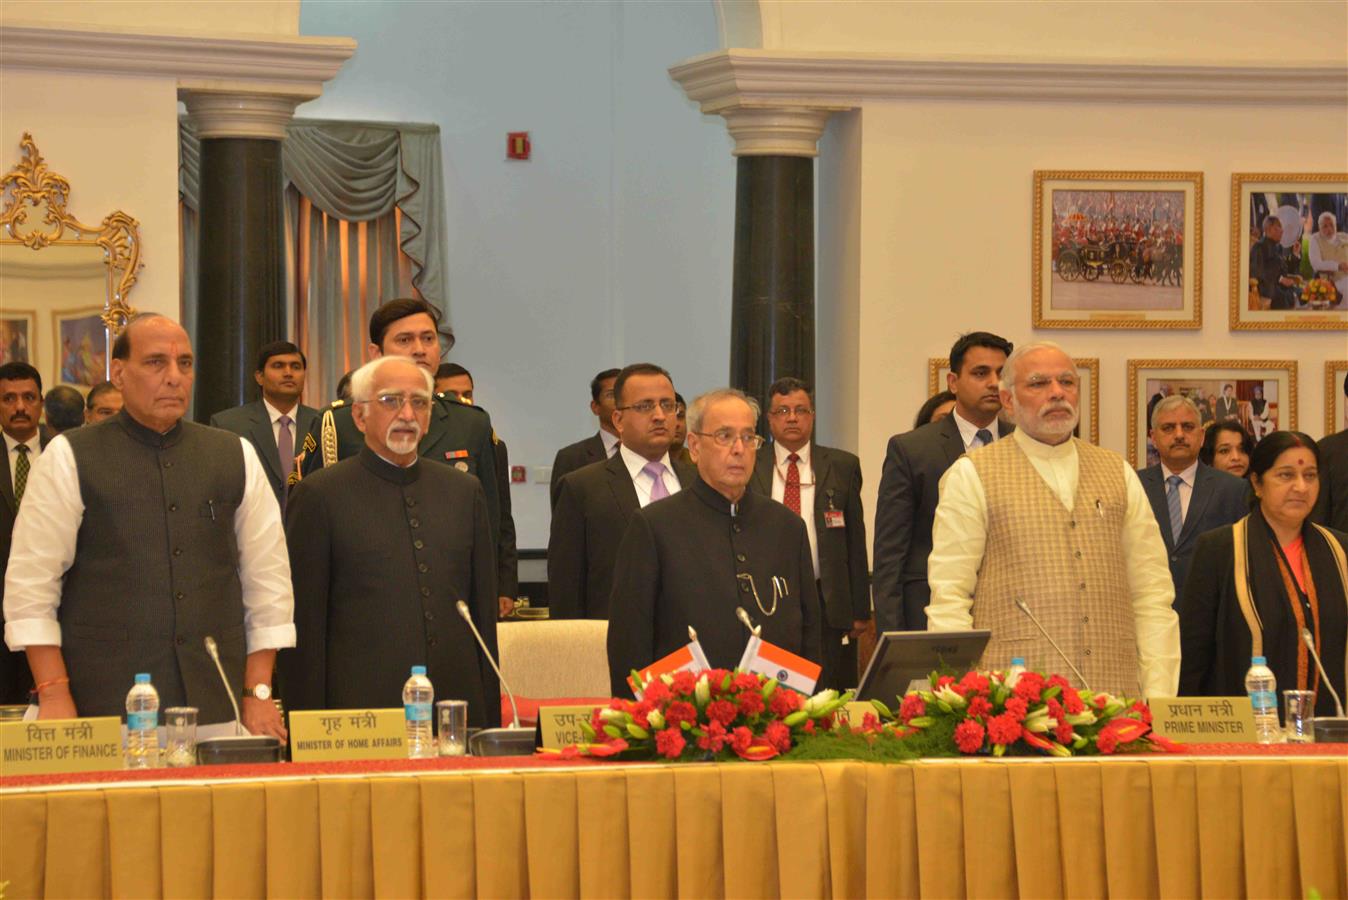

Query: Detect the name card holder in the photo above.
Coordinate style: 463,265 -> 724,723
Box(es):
288,709 -> 407,761
537,705 -> 604,750
1149,697 -> 1257,743
0,717 -> 123,776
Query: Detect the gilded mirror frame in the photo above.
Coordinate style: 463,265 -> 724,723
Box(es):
0,132 -> 141,337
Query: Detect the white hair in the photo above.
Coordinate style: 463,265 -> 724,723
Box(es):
687,388 -> 761,434
349,355 -> 433,402
1150,394 -> 1201,430
1319,211 -> 1337,228
999,340 -> 1070,391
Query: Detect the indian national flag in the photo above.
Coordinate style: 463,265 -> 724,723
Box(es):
737,635 -> 821,694
628,639 -> 711,699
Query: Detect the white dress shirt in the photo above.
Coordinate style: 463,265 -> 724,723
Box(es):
1160,459 -> 1199,526
262,398 -> 300,448
4,430 -> 41,495
770,442 -> 820,579
3,433 -> 297,654
951,410 -> 1000,451
599,429 -> 619,458
926,428 -> 1179,698
618,444 -> 681,507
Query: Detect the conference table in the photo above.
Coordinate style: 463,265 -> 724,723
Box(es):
2,746 -> 1345,899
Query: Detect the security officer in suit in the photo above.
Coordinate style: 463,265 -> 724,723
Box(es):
750,377 -> 870,690
298,298 -> 501,540
1139,394 -> 1253,599
549,363 -> 696,620
549,367 -> 620,508
210,341 -> 319,509
872,332 -> 1014,632
0,362 -> 50,703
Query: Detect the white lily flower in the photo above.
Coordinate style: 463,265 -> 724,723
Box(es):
599,707 -> 626,723
934,684 -> 968,707
804,689 -> 839,715
694,674 -> 711,705
1065,710 -> 1097,727
1024,708 -> 1054,733
647,709 -> 665,730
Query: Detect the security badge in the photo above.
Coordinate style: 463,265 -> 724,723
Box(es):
823,489 -> 845,529
446,449 -> 470,472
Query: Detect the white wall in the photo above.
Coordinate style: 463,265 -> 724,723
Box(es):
297,0 -> 734,549
0,0 -> 300,35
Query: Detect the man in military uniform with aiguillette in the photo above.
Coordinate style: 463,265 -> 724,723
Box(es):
297,298 -> 501,540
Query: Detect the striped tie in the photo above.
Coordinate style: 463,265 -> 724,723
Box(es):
1166,474 -> 1184,541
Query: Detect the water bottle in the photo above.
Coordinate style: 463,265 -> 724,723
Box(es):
125,673 -> 161,768
1007,657 -> 1027,688
403,665 -> 434,758
1244,656 -> 1282,744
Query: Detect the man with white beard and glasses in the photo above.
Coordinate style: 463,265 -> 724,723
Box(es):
926,341 -> 1179,699
280,356 -> 500,726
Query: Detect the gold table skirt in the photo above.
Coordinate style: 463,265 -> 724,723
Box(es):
2,757 -> 1345,898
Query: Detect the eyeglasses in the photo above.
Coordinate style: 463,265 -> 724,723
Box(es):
362,392 -> 432,413
617,399 -> 678,415
693,429 -> 765,449
768,405 -> 814,418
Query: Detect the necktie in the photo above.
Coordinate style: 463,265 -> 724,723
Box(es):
1166,474 -> 1184,540
13,443 -> 30,505
975,428 -> 993,448
277,415 -> 294,483
642,461 -> 669,501
784,453 -> 801,516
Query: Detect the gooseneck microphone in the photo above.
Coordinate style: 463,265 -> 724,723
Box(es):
456,600 -> 520,729
1013,598 -> 1093,692
204,636 -> 244,736
1301,628 -> 1345,717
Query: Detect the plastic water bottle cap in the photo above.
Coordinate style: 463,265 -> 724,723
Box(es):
1251,656 -> 1267,665
1010,657 -> 1025,666
411,665 -> 427,676
134,673 -> 151,684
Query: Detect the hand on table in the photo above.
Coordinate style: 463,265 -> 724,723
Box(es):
498,596 -> 516,619
242,696 -> 287,743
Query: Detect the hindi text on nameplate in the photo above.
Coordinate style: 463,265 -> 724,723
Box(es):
1149,697 -> 1256,743
538,705 -> 603,751
0,717 -> 123,776
288,709 -> 406,762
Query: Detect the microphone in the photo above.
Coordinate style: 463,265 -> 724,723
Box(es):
736,607 -> 762,636
1013,599 -> 1093,692
204,636 -> 243,736
456,600 -> 520,729
1301,628 -> 1345,717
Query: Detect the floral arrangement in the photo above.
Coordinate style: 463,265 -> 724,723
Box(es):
1302,276 -> 1336,308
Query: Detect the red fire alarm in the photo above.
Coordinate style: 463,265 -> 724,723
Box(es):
507,132 -> 531,160
510,465 -> 527,484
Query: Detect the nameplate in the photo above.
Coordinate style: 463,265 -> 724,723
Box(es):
1149,697 -> 1256,743
844,701 -> 876,728
538,705 -> 601,750
288,709 -> 406,761
0,717 -> 123,776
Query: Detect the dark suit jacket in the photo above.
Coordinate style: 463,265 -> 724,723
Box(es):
749,443 -> 870,630
550,433 -> 608,509
548,450 -> 697,619
1,430 -> 53,703
871,415 -> 1013,632
494,436 -> 519,598
1314,429 -> 1348,532
210,400 -> 318,506
1214,396 -> 1239,421
1138,462 -> 1250,599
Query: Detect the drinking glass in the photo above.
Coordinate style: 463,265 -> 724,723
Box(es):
164,706 -> 198,766
437,700 -> 468,756
1283,690 -> 1315,743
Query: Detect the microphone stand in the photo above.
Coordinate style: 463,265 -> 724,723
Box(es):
456,601 -> 536,756
194,636 -> 283,764
1013,599 -> 1093,692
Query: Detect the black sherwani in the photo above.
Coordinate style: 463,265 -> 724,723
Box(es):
606,478 -> 821,697
281,446 -> 500,726
1314,429 -> 1348,532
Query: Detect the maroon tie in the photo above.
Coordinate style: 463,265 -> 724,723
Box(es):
784,453 -> 801,516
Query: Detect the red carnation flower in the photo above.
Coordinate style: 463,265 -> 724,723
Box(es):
967,696 -> 992,721
736,691 -> 765,717
1062,691 -> 1085,715
642,680 -> 671,705
1004,696 -> 1028,722
665,701 -> 697,728
729,726 -> 753,754
669,671 -> 696,695
899,694 -> 925,722
958,672 -> 990,696
953,719 -> 985,754
769,688 -> 802,718
697,720 -> 728,752
706,669 -> 731,692
1096,730 -> 1119,754
655,727 -> 686,759
1054,722 -> 1074,744
732,673 -> 761,692
765,721 -> 792,753
935,674 -> 956,689
1046,674 -> 1072,694
706,699 -> 738,727
861,712 -> 881,732
1013,672 -> 1044,702
986,712 -> 1022,745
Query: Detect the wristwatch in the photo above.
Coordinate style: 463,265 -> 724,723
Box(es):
244,683 -> 272,701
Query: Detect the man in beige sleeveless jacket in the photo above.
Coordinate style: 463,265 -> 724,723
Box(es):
927,342 -> 1179,698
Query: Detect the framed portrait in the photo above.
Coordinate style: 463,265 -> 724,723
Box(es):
1327,360 -> 1348,437
1229,173 -> 1348,331
1127,359 -> 1297,468
0,309 -> 36,368
51,307 -> 109,389
1033,170 -> 1202,329
927,356 -> 1099,444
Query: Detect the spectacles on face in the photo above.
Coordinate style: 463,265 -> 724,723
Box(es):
617,399 -> 678,415
1021,375 -> 1078,392
768,405 -> 814,418
693,429 -> 765,450
362,392 -> 432,413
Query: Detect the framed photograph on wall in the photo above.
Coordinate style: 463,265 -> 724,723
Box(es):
1229,173 -> 1348,331
51,307 -> 109,389
1127,359 -> 1297,468
0,309 -> 36,367
928,356 -> 1099,444
1033,170 -> 1202,329
1327,360 -> 1348,437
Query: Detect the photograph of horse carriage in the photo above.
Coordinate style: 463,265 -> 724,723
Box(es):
1053,191 -> 1184,290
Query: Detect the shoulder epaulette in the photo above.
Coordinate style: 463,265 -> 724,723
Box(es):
329,399 -> 347,409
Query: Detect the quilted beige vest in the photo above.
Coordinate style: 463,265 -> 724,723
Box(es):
968,436 -> 1141,697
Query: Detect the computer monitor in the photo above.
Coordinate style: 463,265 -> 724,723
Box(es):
855,630 -> 992,702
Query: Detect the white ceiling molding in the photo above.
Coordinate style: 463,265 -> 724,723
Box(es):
671,49 -> 1348,111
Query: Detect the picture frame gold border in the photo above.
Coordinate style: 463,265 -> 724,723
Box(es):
1126,358 -> 1298,467
1228,172 -> 1348,332
51,306 -> 110,390
927,355 -> 1100,444
1327,360 -> 1348,437
1032,169 -> 1203,330
0,309 -> 38,371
